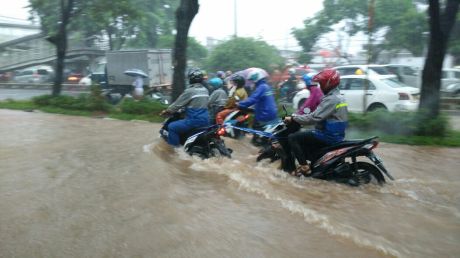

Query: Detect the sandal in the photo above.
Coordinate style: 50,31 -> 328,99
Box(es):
291,164 -> 311,177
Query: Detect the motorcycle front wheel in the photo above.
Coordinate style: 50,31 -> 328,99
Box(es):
212,139 -> 232,158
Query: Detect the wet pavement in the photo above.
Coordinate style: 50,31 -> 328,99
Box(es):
0,109 -> 459,258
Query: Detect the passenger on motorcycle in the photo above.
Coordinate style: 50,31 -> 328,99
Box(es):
208,77 -> 228,124
296,72 -> 323,115
159,68 -> 210,146
237,67 -> 278,146
284,68 -> 348,176
215,74 -> 248,124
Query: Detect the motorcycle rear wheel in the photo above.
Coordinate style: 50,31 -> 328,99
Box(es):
348,162 -> 385,186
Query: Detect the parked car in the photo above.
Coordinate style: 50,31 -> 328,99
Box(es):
66,72 -> 85,84
334,64 -> 397,78
292,74 -> 420,113
442,82 -> 460,97
441,68 -> 460,94
78,75 -> 92,86
0,71 -> 13,82
13,66 -> 54,84
382,64 -> 420,88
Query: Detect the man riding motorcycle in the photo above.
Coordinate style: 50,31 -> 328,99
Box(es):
160,68 -> 210,146
284,68 -> 348,176
280,68 -> 298,100
237,68 -> 278,146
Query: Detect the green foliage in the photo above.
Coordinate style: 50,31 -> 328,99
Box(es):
125,0 -> 180,49
348,110 -> 449,136
32,87 -> 111,112
157,35 -> 207,64
30,0 -> 180,51
293,0 -> 427,57
0,99 -> 37,110
119,98 -> 165,115
205,37 -> 284,73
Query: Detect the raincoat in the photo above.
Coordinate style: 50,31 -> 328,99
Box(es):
238,79 -> 277,122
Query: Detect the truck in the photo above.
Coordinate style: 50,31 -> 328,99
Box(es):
98,49 -> 172,95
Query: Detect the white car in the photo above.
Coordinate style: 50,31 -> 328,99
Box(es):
334,64 -> 397,78
292,74 -> 420,113
78,75 -> 92,86
340,75 -> 419,112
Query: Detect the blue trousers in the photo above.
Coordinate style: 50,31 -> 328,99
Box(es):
167,119 -> 208,146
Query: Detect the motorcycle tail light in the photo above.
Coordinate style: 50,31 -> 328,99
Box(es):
364,140 -> 379,150
217,127 -> 226,136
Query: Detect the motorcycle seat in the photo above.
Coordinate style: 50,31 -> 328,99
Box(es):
319,136 -> 378,153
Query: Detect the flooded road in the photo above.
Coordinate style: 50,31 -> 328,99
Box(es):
1,109 -> 459,258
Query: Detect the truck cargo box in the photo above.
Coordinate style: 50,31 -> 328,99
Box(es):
106,49 -> 172,89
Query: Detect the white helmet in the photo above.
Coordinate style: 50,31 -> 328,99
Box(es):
246,67 -> 268,83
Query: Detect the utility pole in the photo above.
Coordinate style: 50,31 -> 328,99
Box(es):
364,0 -> 375,114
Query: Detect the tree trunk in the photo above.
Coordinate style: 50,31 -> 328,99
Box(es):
419,0 -> 459,118
171,0 -> 199,101
52,0 -> 74,96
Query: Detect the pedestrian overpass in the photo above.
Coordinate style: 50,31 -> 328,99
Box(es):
0,32 -> 107,72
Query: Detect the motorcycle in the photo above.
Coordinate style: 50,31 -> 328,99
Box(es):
150,91 -> 170,105
159,112 -> 232,159
255,106 -> 394,186
221,109 -> 251,139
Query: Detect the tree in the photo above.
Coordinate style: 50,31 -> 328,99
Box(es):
74,0 -> 141,50
171,0 -> 199,101
157,35 -> 207,65
205,37 -> 284,73
419,0 -> 459,121
293,0 -> 427,62
30,0 -> 81,96
125,0 -> 180,49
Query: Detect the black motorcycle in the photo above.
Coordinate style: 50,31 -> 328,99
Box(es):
159,113 -> 232,159
257,107 -> 394,186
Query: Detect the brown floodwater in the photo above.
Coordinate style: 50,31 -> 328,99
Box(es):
0,109 -> 459,258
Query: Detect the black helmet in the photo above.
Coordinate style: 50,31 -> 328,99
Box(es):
188,68 -> 204,84
231,74 -> 245,88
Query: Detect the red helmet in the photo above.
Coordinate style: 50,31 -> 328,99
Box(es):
312,68 -> 340,93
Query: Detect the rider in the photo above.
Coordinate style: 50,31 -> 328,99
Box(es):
296,72 -> 323,115
284,68 -> 348,176
160,68 -> 210,146
208,77 -> 228,124
216,70 -> 227,87
280,68 -> 297,99
237,67 -> 278,146
215,74 -> 248,125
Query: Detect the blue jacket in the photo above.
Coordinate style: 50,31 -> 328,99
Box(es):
238,79 -> 278,122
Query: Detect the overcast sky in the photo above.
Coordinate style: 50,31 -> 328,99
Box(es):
2,0 -> 364,53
